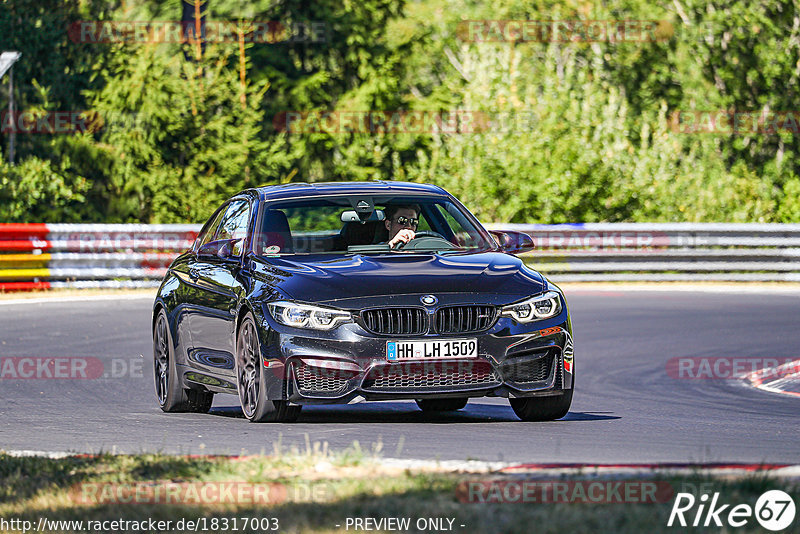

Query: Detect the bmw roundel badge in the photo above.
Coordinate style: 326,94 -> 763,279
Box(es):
420,295 -> 438,306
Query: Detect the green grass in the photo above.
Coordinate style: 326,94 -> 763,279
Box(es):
1,449 -> 798,533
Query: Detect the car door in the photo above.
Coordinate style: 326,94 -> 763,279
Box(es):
187,198 -> 253,378
167,204 -> 229,369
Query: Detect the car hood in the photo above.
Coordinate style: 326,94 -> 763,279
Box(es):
251,252 -> 545,305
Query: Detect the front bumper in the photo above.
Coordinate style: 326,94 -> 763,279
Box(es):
255,304 -> 574,405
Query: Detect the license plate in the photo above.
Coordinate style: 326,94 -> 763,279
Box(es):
387,339 -> 478,361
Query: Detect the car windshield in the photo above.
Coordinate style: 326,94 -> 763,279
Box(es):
252,195 -> 496,256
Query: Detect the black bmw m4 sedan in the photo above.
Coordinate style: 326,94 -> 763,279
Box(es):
152,181 -> 574,422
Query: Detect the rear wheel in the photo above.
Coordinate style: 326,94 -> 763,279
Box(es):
236,313 -> 301,423
509,390 -> 572,421
415,398 -> 468,412
153,309 -> 213,413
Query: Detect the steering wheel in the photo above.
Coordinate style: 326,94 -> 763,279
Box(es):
395,235 -> 458,251
414,231 -> 446,239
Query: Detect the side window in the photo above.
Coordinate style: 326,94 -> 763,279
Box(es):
435,204 -> 480,247
214,200 -> 251,256
416,212 -> 433,232
197,206 -> 229,248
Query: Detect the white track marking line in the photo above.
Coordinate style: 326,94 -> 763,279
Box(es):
0,294 -> 154,306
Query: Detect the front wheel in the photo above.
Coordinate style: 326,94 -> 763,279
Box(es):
509,390 -> 572,421
236,313 -> 301,423
415,398 -> 468,412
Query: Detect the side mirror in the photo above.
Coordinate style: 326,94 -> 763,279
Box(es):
197,238 -> 241,260
489,230 -> 535,254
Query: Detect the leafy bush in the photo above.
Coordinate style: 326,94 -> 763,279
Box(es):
0,0 -> 798,223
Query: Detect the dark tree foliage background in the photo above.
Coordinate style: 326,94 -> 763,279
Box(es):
0,0 -> 798,223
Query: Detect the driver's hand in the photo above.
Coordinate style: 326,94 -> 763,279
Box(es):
389,229 -> 416,249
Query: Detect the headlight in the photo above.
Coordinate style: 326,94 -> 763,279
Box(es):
500,291 -> 562,323
267,301 -> 352,330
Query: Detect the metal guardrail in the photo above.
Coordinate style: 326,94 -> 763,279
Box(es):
0,224 -> 198,290
489,223 -> 800,282
1,222 -> 799,290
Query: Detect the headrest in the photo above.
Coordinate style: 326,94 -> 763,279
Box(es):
341,221 -> 381,246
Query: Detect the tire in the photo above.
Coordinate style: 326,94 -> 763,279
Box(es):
186,389 -> 214,413
236,313 -> 301,423
153,309 -> 214,413
509,389 -> 573,421
415,397 -> 468,412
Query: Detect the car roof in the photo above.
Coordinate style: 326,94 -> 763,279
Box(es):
249,181 -> 449,202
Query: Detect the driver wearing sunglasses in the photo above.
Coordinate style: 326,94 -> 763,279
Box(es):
384,204 -> 420,249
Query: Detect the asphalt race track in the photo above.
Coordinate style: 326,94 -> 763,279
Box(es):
1,290 -> 798,463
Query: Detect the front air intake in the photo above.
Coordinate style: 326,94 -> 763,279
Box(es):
361,308 -> 428,335
434,305 -> 497,334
